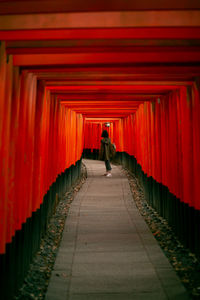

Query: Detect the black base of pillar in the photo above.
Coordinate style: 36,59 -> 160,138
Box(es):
120,152 -> 200,259
82,148 -> 99,160
0,159 -> 82,300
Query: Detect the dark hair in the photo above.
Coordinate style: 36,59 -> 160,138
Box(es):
101,130 -> 109,138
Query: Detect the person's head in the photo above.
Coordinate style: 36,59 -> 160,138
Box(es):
101,130 -> 109,138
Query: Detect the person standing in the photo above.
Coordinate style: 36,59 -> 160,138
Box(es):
99,130 -> 112,177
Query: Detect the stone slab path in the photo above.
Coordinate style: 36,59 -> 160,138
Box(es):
45,159 -> 190,300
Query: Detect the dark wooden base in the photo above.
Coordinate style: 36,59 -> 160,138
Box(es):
0,159 -> 82,300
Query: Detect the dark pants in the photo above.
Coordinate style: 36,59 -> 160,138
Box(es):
105,160 -> 111,171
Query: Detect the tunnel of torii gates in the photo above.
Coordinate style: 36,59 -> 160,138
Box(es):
1,1 -> 200,298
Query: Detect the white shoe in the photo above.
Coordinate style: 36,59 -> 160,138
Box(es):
106,173 -> 112,177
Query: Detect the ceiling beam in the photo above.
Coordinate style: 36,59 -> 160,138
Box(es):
1,0 -> 200,15
1,11 -> 200,30
12,51 -> 200,66
2,28 -> 200,41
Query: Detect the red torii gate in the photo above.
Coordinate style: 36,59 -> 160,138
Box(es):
0,2 -> 200,298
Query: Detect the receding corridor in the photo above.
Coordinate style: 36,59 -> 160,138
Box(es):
1,2 -> 200,299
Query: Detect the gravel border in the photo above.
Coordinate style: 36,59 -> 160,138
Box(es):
14,164 -> 87,300
122,166 -> 200,300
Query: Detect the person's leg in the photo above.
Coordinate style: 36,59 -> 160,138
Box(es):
105,160 -> 112,176
104,161 -> 108,175
104,160 -> 108,175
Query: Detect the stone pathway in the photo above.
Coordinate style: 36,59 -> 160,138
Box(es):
45,159 -> 190,300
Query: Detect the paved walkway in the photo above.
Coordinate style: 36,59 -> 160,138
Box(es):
45,159 -> 190,300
